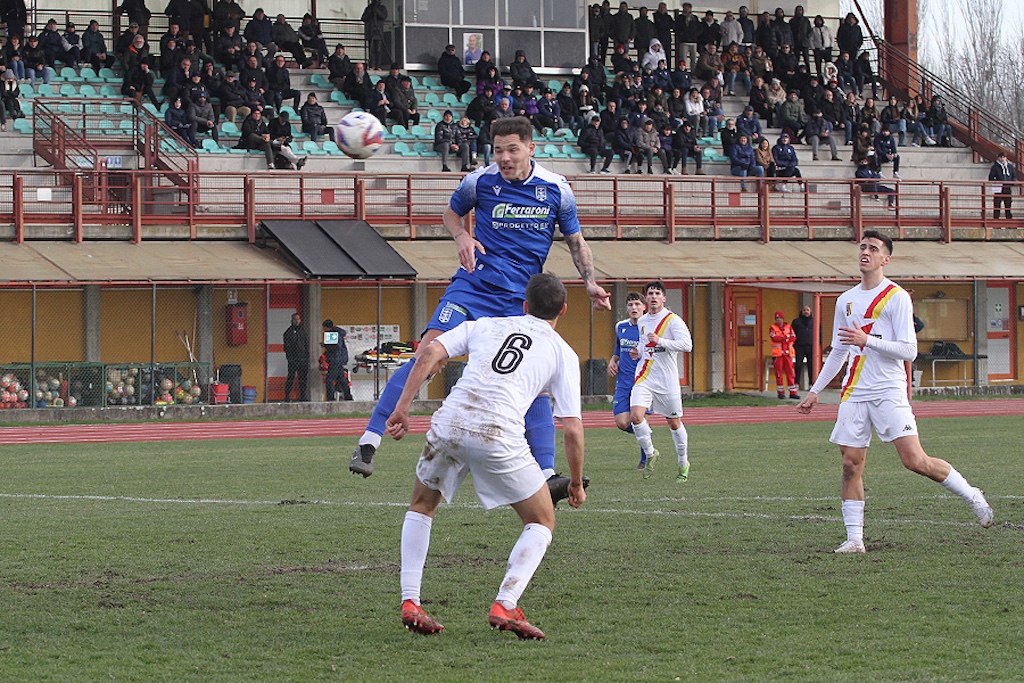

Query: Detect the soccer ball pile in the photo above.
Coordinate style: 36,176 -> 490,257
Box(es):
335,111 -> 385,159
106,367 -> 204,406
0,372 -> 29,408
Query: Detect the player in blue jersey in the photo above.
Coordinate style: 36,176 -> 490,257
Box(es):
350,116 -> 611,503
607,291 -> 648,469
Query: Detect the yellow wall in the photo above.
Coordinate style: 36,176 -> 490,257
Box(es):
212,288 -> 266,401
36,290 -> 85,362
0,290 -> 35,363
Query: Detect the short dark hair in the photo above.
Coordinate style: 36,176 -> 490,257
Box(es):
322,319 -> 334,328
862,230 -> 893,255
644,280 -> 666,295
626,291 -> 644,303
525,272 -> 567,320
490,116 -> 534,143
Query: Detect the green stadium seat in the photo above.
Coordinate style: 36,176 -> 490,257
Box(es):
426,108 -> 442,123
79,84 -> 98,98
412,141 -> 437,156
98,67 -> 119,83
422,92 -> 441,106
100,84 -> 117,97
220,121 -> 240,137
80,67 -> 102,83
543,143 -> 567,158
390,124 -> 414,139
59,84 -> 78,97
36,84 -> 56,97
19,83 -> 35,98
442,93 -> 459,107
302,140 -> 328,155
322,140 -> 345,155
289,141 -> 307,156
420,76 -> 445,91
409,124 -> 431,140
60,67 -> 84,83
202,138 -> 227,153
562,143 -> 587,159
459,93 -> 474,105
13,118 -> 33,134
394,140 -> 417,157
309,73 -> 329,88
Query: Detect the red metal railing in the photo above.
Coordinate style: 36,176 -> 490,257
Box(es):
0,170 -> 1021,244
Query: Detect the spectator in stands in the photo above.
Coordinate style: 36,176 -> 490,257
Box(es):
473,50 -> 494,82
755,137 -> 774,177
776,90 -> 804,140
344,61 -> 372,104
184,69 -> 209,106
2,35 -> 26,81
677,86 -> 702,136
273,14 -> 309,68
701,83 -> 724,135
361,0 -> 389,70
437,43 -> 470,97
557,83 -> 582,131
834,51 -> 856,94
187,90 -> 218,143
721,42 -> 750,96
189,0 -> 213,55
766,76 -> 786,117
810,15 -> 833,80
163,56 -> 198,103
610,42 -> 633,75
854,51 -> 877,100
670,57 -> 692,93
213,24 -> 243,72
298,14 -> 328,68
212,0 -> 244,36
38,19 -> 62,67
720,10 -> 743,49
165,0 -> 192,41
609,1 -> 635,56
200,59 -> 223,95
633,7 -> 655,63
327,44 -> 352,91
519,83 -> 543,130
366,78 -> 392,125
381,62 -> 403,94
851,126 -> 873,166
115,22 -> 143,62
115,0 -> 153,38
241,73 -> 267,112
905,93 -> 935,146
873,127 -> 901,178
243,8 -> 275,59
268,109 -> 305,169
433,110 -> 468,172
81,20 -> 115,70
772,132 -> 802,186
535,88 -> 563,133
880,96 -> 906,146
651,2 -> 673,63
927,95 -> 953,147
236,107 -> 274,167
0,72 -> 19,128
599,98 -> 621,131
989,151 -> 1017,219
509,49 -> 541,90
158,36 -> 183,76
391,74 -> 420,128
674,119 -> 704,175
266,53 -> 300,111
636,118 -> 667,174
855,156 -> 895,207
748,75 -> 772,126
774,43 -> 798,88
719,117 -> 738,156
755,12 -> 778,61
641,38 -> 667,72
588,3 -> 607,64
476,64 -> 503,96
805,109 -> 839,161
801,74 -> 823,115
611,116 -> 636,172
58,22 -> 82,67
122,59 -> 160,105
579,115 -> 614,173
818,87 -> 846,139
746,44 -> 770,83
730,133 -> 763,189
120,33 -> 149,75
675,2 -> 702,69
466,85 -> 495,125
836,14 -> 863,66
299,92 -> 333,142
789,5 -> 812,70
165,96 -> 198,147
217,69 -> 248,122
736,105 -> 763,146
160,22 -> 184,59
860,96 -> 880,134
693,43 -> 722,82
455,116 -> 478,166
237,53 -> 265,93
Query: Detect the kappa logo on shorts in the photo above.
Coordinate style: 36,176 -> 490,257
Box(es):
903,424 -> 913,431
535,186 -> 546,202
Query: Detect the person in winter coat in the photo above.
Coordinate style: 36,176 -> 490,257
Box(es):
772,132 -> 802,183
300,92 -> 334,141
509,49 -> 540,89
810,15 -> 833,80
579,115 -> 615,173
611,117 -> 637,173
873,128 -> 901,178
437,43 -> 470,96
634,117 -> 666,174
165,96 -> 198,147
804,109 -> 840,161
836,13 -> 863,63
673,119 -> 704,174
730,133 -> 764,189
433,110 -> 470,171
988,151 -> 1017,219
769,311 -> 799,399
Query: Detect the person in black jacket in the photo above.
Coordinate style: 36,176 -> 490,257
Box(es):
578,116 -> 614,173
299,92 -> 333,141
790,305 -> 815,388
283,312 -> 309,401
437,43 -> 470,96
322,319 -> 352,401
989,151 -> 1017,219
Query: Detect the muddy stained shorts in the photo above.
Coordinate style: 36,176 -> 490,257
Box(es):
416,418 -> 547,510
829,399 -> 919,448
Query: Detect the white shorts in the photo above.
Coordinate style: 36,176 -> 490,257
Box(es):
830,399 -> 918,448
629,382 -> 683,419
415,419 -> 547,510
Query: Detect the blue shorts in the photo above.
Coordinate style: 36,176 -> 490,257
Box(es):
613,381 -> 633,416
424,276 -> 524,335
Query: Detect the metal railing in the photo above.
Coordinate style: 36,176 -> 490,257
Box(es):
1,170 -> 1021,245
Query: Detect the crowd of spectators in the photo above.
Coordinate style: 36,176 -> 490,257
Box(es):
0,2 -> 963,181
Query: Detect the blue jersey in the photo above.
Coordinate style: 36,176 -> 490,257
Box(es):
614,318 -> 641,391
448,161 -> 582,298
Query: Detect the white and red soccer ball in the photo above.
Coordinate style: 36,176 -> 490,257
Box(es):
336,111 -> 385,159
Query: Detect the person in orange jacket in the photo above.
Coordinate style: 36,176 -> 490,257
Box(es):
769,310 -> 799,399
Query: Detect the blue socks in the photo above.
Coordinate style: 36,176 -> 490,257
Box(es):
524,396 -> 555,473
365,357 -> 417,436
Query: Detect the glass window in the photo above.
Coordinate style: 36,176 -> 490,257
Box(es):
543,31 -> 586,68
543,0 -> 584,29
463,0 -> 495,25
405,0 -> 449,25
500,0 -> 541,27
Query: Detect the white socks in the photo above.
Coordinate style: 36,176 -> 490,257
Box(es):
632,419 -> 654,459
940,466 -> 974,501
359,431 -> 383,449
670,425 -> 688,467
841,499 -> 865,543
400,511 -> 433,604
495,523 -> 552,610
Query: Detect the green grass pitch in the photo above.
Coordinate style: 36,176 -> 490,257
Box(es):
0,417 -> 1021,682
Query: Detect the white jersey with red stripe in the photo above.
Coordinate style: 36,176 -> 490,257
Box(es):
825,278 -> 916,403
633,308 -> 693,396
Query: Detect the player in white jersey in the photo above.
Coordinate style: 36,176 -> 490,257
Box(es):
798,231 -> 993,553
628,281 -> 693,482
386,273 -> 585,640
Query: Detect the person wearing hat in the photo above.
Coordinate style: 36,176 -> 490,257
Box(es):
854,155 -> 896,207
298,14 -> 329,69
578,115 -> 614,174
187,88 -> 218,143
769,311 -> 799,399
321,320 -> 351,401
476,64 -> 503,99
236,108 -> 273,166
60,22 -> 83,67
216,68 -> 248,123
509,49 -> 540,90
165,96 -> 198,147
633,117 -> 665,174
81,20 -> 117,71
534,88 -> 563,134
736,104 -> 763,146
243,8 -> 276,60
433,109 -> 470,172
771,132 -> 802,189
214,24 -> 244,72
266,52 -> 301,111
299,92 -> 333,142
729,132 -> 764,190
568,82 -> 595,132
437,43 -> 470,96
38,19 -> 63,67
121,58 -> 161,106
268,109 -> 306,169
366,78 -> 392,125
115,0 -> 153,38
391,73 -> 420,128
240,73 -> 267,113
804,108 -> 840,161
466,85 -> 496,126
22,35 -> 52,86
673,119 -> 704,175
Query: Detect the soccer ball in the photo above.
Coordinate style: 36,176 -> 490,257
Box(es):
336,112 -> 385,159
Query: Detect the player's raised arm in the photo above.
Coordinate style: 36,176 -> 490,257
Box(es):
443,206 -> 483,273
386,339 -> 450,439
564,232 -> 610,310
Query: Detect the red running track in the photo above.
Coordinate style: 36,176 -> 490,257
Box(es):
2,399 -> 1023,445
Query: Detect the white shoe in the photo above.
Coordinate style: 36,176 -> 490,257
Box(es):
925,137 -> 937,146
967,488 -> 994,528
893,171 -> 901,179
911,142 -> 921,147
834,539 -> 866,554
